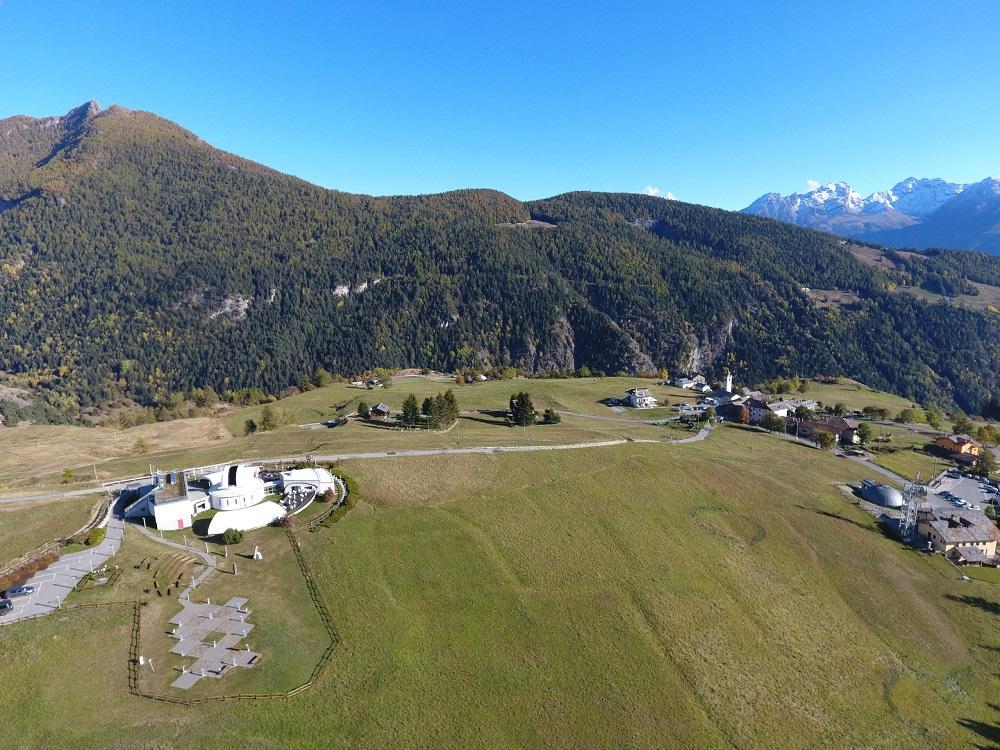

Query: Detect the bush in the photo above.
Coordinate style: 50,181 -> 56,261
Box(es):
542,408 -> 561,424
321,488 -> 336,503
222,528 -> 243,545
85,527 -> 106,546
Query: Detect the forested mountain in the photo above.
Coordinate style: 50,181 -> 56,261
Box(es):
2,102 -> 1000,419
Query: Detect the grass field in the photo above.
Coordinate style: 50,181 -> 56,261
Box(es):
64,521 -> 330,699
1,426 -> 997,748
223,376 -> 693,433
865,424 -> 952,481
895,281 -> 1000,313
873,447 -> 952,482
798,378 -> 923,416
0,494 -> 100,564
0,377 -> 694,494
0,375 -> 977,496
0,418 -> 231,492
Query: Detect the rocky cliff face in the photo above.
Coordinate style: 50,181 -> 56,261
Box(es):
511,315 -> 576,372
675,319 -> 735,375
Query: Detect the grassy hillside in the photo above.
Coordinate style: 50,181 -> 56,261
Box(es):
0,495 -> 98,563
799,378 -> 922,415
0,374 -> 984,495
222,375 -> 690,432
0,377 -> 695,493
0,427 -> 997,748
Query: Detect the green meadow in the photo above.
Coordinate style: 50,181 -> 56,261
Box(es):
0,494 -> 100,564
0,426 -> 997,748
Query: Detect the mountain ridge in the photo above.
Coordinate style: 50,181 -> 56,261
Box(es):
742,176 -> 1000,253
1,102 -> 1000,421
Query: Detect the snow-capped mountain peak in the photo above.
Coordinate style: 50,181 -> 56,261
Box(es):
742,179 -> 917,233
741,176 -> 1000,254
886,177 -> 965,218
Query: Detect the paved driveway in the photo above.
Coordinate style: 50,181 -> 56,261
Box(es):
1,515 -> 124,625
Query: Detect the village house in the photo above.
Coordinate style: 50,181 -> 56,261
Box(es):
625,387 -> 658,408
746,397 -> 777,425
917,508 -> 1000,565
673,375 -> 706,390
797,416 -> 860,444
746,397 -> 818,425
370,403 -> 391,419
933,434 -> 981,456
704,389 -> 739,406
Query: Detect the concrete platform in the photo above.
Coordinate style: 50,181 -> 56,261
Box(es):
168,596 -> 260,689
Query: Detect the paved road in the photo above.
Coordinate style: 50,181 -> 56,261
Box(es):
733,424 -> 912,486
556,410 -> 679,425
0,431 -> 697,507
839,453 -> 908,485
306,438 -> 635,462
0,514 -> 124,625
0,481 -> 135,505
668,426 -> 712,444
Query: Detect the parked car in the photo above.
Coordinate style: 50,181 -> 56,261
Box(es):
0,599 -> 12,615
3,585 -> 33,598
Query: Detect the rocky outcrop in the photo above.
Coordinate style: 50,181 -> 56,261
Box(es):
511,315 -> 576,372
676,319 -> 735,374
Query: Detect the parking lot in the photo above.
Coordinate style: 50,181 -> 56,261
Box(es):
1,516 -> 124,625
927,471 -> 998,513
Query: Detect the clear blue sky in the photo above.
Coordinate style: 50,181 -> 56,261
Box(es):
2,1 -> 998,209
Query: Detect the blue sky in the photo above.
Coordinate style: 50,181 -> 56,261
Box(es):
1,1 -> 998,209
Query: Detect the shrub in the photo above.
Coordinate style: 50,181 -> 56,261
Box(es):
222,528 -> 243,545
321,488 -> 336,503
331,468 -> 361,503
542,408 -> 561,424
86,527 -> 106,546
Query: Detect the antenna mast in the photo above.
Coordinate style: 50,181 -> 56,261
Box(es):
899,472 -> 925,542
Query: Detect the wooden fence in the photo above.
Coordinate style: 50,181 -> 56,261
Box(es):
127,525 -> 341,704
6,483 -> 346,705
299,476 -> 349,531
